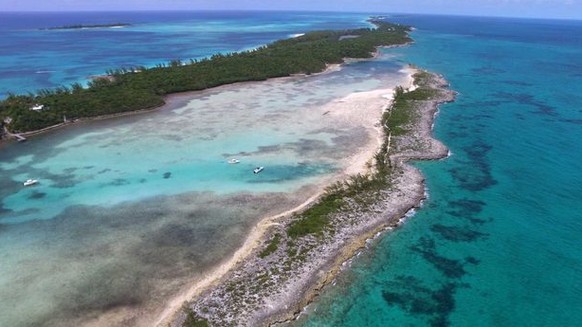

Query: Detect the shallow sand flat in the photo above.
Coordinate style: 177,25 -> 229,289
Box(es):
172,69 -> 455,327
0,57 -> 409,327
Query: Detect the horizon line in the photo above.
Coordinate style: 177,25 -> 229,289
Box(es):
0,9 -> 580,21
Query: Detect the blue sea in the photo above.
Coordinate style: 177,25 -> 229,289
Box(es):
1,11 -> 582,327
296,15 -> 582,327
0,11 -> 409,327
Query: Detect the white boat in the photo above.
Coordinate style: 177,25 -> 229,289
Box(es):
253,167 -> 264,174
228,158 -> 240,164
23,179 -> 38,186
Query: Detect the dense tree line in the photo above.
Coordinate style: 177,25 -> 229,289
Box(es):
0,21 -> 411,133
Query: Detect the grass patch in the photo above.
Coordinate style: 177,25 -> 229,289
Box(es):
182,306 -> 209,327
384,87 -> 414,136
258,233 -> 281,258
283,70 -> 437,240
287,193 -> 344,238
403,88 -> 438,101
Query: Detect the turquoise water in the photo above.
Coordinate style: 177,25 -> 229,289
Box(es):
297,15 -> 582,326
5,12 -> 580,327
0,11 -> 371,98
0,11 -> 410,327
0,67 -> 404,224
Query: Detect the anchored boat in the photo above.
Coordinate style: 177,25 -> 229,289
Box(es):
23,179 -> 38,186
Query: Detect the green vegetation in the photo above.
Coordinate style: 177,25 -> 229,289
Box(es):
384,76 -> 439,137
286,71 -> 438,240
384,86 -> 414,136
287,191 -> 344,238
182,306 -> 209,327
258,233 -> 281,258
0,20 -> 411,133
286,172 -> 392,238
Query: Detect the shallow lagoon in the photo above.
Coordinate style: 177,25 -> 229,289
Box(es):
0,51 -> 409,326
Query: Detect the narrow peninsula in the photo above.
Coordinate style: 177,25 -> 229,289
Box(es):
171,69 -> 456,326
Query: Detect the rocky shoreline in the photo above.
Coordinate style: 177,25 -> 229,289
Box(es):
170,70 -> 456,327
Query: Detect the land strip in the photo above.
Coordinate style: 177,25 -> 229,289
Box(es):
172,69 -> 456,327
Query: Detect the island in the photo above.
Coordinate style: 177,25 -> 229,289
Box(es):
41,23 -> 132,30
0,20 -> 411,134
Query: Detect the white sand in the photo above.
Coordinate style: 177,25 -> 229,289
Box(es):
155,67 -> 416,327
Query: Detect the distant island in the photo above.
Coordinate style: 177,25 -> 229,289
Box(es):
41,23 -> 131,30
0,20 -> 411,135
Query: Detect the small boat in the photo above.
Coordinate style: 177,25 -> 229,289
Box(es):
23,179 -> 38,186
228,158 -> 240,164
253,167 -> 264,174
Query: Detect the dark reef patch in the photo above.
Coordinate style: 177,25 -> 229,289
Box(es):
27,191 -> 47,200
246,163 -> 334,184
50,178 -> 78,189
62,167 -> 78,174
63,264 -> 145,315
494,91 -> 560,117
465,256 -> 481,265
447,131 -> 469,138
410,237 -> 466,278
0,205 -> 12,216
163,172 -> 172,179
559,119 -> 582,125
110,178 -> 129,186
450,140 -> 497,191
446,199 -> 488,224
471,66 -> 506,75
223,129 -> 366,162
447,199 -> 485,215
151,223 -> 196,247
382,275 -> 460,327
5,189 -> 296,327
431,224 -> 488,242
500,80 -> 533,87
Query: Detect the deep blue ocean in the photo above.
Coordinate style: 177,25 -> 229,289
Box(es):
297,15 -> 582,326
1,11 -> 582,327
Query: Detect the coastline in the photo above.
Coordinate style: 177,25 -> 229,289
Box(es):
169,69 -> 455,326
153,63 -> 414,327
268,72 -> 455,326
0,63 -> 343,145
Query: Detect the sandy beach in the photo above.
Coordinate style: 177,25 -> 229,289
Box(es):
0,62 -> 344,145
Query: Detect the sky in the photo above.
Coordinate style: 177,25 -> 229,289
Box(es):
0,0 -> 580,20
